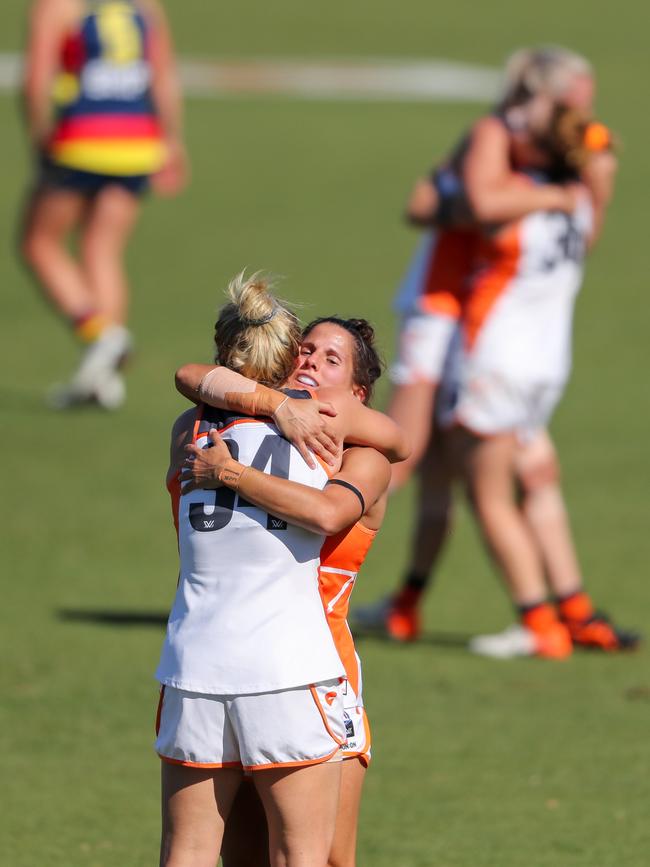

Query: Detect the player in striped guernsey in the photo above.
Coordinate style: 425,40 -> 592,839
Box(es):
21,0 -> 187,408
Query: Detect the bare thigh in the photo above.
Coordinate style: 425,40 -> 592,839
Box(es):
160,763 -> 243,867
80,185 -> 141,322
253,761 -> 342,867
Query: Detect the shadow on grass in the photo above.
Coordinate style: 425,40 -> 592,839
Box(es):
58,608 -> 168,627
352,627 -> 472,650
57,610 -> 473,651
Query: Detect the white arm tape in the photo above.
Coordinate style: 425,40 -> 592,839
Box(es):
198,366 -> 257,406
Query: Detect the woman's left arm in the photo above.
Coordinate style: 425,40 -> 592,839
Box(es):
181,430 -> 391,535
140,0 -> 188,194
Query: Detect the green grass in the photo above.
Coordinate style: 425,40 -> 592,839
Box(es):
1,2 -> 649,865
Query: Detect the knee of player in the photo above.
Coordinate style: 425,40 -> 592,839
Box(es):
20,226 -> 57,266
518,454 -> 560,493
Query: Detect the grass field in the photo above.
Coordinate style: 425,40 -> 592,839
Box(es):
1,2 -> 649,865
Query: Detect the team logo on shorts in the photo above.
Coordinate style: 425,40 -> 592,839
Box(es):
344,711 -> 355,739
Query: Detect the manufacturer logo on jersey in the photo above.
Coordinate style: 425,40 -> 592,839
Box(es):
267,515 -> 287,531
324,691 -> 337,706
203,520 -> 215,529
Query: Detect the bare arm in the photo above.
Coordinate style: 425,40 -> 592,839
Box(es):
22,0 -> 74,149
315,388 -> 411,464
175,365 -> 409,464
166,407 -> 197,487
181,430 -> 391,535
580,150 -> 617,246
406,178 -> 441,226
139,0 -> 188,194
175,364 -> 339,468
463,117 -> 576,224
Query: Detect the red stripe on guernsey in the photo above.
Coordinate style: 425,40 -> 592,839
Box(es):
50,114 -> 162,144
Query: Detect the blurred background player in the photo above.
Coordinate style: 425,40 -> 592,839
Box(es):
354,46 -> 639,656
21,0 -> 187,409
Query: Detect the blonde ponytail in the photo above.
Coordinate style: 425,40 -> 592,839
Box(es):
214,272 -> 300,387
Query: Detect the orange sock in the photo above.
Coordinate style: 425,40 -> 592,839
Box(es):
557,591 -> 595,623
520,601 -> 560,634
74,311 -> 108,343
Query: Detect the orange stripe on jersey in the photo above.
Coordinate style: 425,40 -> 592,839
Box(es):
194,416 -> 271,443
463,222 -> 521,350
167,471 -> 181,538
320,522 -> 377,695
419,229 -> 476,316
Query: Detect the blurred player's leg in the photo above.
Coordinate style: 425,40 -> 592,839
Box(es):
21,188 -> 94,320
387,381 -> 437,489
80,184 -> 141,325
354,432 -> 453,640
517,431 -> 641,651
456,428 -> 572,659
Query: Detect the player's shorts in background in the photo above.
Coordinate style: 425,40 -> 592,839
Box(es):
390,311 -> 459,385
155,678 -> 347,771
453,370 -> 565,441
37,157 -> 149,198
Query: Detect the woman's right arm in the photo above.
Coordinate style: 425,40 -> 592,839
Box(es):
181,430 -> 391,536
23,0 -> 72,148
463,116 -> 577,224
315,388 -> 411,464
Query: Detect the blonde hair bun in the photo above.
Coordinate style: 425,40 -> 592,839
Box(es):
214,272 -> 300,388
228,272 -> 279,327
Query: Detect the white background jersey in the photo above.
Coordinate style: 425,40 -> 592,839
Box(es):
463,195 -> 593,386
157,411 -> 345,695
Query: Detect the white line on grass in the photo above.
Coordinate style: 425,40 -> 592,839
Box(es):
0,53 -> 499,102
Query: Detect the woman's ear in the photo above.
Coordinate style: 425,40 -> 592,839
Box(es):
352,384 -> 368,403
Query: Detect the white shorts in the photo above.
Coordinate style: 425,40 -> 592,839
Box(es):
454,370 -> 565,441
155,679 -> 347,771
390,311 -> 458,386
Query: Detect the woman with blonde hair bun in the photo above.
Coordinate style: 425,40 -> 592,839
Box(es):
157,273 -> 409,867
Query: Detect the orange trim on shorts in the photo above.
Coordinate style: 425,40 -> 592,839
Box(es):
244,744 -> 342,772
158,754 -> 244,769
309,684 -> 347,747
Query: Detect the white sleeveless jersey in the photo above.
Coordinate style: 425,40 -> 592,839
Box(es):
461,193 -> 593,386
156,403 -> 345,695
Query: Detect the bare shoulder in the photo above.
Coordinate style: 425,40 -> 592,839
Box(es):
135,0 -> 168,25
171,406 -> 198,442
471,114 -> 506,138
169,406 -> 198,466
340,446 -> 390,477
30,0 -> 82,27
